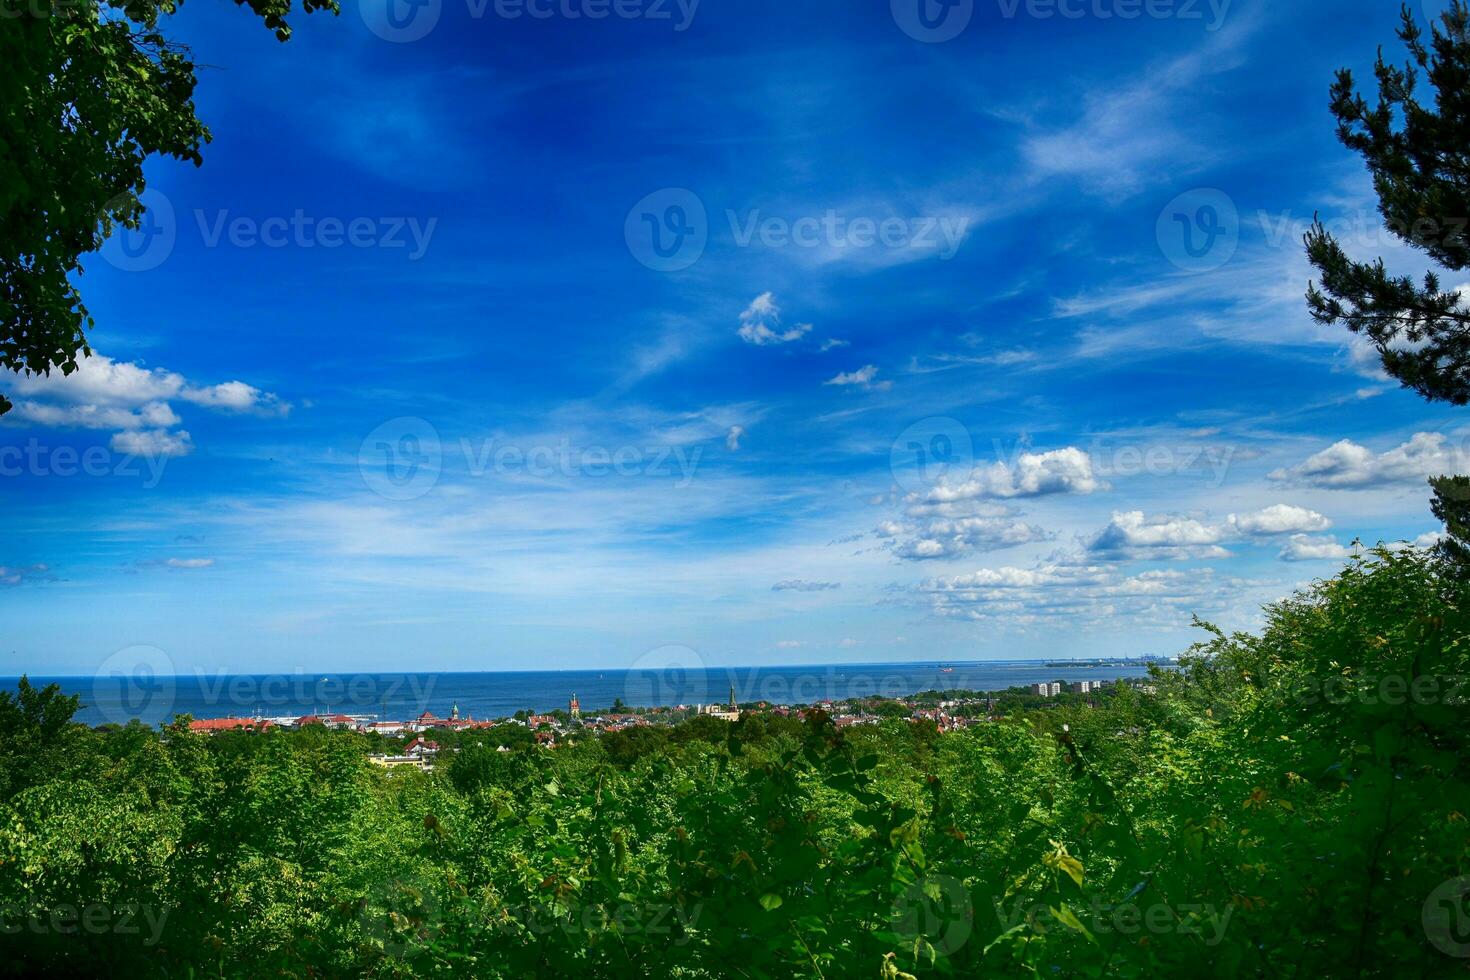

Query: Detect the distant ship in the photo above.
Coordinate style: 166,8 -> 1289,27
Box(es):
939,666 -> 954,673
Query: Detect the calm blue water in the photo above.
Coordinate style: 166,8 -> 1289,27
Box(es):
6,662 -> 1161,728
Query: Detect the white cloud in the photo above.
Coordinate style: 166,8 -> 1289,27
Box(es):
919,448 -> 1102,503
8,355 -> 182,406
916,561 -> 1259,630
819,338 -> 849,352
110,428 -> 194,459
180,380 -> 287,415
0,564 -> 50,587
9,399 -> 180,432
1280,529 -> 1445,562
1279,535 -> 1357,562
4,354 -> 288,454
1092,504 -> 1337,560
738,292 -> 812,346
1018,28 -> 1248,199
825,364 -> 890,390
1268,433 -> 1470,489
7,355 -> 286,416
1090,511 -> 1231,560
879,514 -> 1052,561
165,557 -> 216,569
1229,504 -> 1331,535
726,425 -> 745,451
772,580 -> 840,592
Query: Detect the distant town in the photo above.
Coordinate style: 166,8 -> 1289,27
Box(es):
178,676 -> 1150,771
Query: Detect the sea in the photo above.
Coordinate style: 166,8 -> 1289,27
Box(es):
6,661 -> 1163,728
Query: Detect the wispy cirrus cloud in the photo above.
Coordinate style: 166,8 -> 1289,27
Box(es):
738,292 -> 812,346
772,579 -> 840,592
825,364 -> 890,391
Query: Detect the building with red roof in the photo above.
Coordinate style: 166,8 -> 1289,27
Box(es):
189,717 -> 274,734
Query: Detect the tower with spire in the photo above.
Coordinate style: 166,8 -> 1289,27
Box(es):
569,693 -> 581,719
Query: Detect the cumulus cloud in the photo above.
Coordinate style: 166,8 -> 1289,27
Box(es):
9,399 -> 181,432
879,513 -> 1052,561
878,464 -> 1077,561
1268,433 -> 1470,489
110,428 -> 194,459
737,292 -> 812,346
1090,504 -> 1338,560
1090,511 -> 1231,560
725,425 -> 745,451
918,448 -> 1102,504
825,365 -> 890,390
180,380 -> 287,415
1228,504 -> 1331,535
1279,535 -> 1357,562
819,338 -> 849,352
772,580 -> 841,592
1280,530 -> 1443,562
916,561 -> 1256,630
7,355 -> 287,417
4,354 -> 289,457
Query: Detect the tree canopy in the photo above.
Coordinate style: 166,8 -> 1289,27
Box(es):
0,0 -> 337,414
1305,1 -> 1470,566
0,551 -> 1465,976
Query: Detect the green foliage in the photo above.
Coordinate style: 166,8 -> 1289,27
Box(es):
0,676 -> 82,798
1430,474 -> 1470,570
0,0 -> 336,414
0,552 -> 1466,976
1304,1 -> 1470,405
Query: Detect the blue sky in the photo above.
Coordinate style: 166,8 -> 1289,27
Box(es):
2,0 -> 1465,675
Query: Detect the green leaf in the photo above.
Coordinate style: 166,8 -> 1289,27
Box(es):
1049,904 -> 1096,943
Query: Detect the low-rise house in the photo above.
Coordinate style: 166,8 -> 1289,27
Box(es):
404,737 -> 439,758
